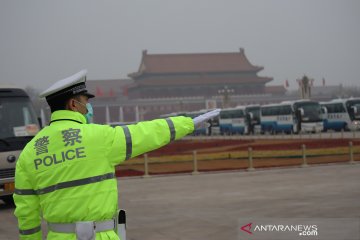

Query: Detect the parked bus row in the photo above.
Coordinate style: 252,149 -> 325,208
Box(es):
160,98 -> 360,136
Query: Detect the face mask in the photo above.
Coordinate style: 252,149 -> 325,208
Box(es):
85,103 -> 94,123
75,100 -> 93,123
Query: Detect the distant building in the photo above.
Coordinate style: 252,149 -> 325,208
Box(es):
39,62 -> 348,125
85,49 -> 288,123
86,79 -> 133,100
127,48 -> 283,98
86,79 -> 133,123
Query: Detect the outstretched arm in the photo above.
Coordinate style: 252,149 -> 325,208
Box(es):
107,116 -> 194,166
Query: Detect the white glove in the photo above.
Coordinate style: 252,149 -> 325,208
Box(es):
193,109 -> 221,128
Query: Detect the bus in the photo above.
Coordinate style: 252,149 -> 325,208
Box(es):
244,105 -> 261,134
283,100 -> 323,133
260,100 -> 323,134
321,98 -> 360,131
219,106 -> 246,135
260,102 -> 294,134
0,87 -> 40,204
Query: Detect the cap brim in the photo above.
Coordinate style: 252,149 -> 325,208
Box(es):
83,92 -> 95,99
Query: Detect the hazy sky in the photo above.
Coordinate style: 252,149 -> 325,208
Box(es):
1,0 -> 359,91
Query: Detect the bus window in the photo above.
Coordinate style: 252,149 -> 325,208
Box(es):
346,100 -> 360,121
232,110 -> 244,118
279,105 -> 292,115
23,107 -> 32,125
220,111 -> 231,119
0,97 -> 39,139
294,102 -> 322,122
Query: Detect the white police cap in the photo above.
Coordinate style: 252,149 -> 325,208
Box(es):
39,69 -> 95,100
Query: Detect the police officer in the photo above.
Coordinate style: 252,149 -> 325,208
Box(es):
13,70 -> 220,240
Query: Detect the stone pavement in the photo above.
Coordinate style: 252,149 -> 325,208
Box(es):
1,163 -> 359,239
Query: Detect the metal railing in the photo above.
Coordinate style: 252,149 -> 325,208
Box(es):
116,140 -> 358,178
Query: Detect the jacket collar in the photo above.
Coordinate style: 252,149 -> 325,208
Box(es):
50,110 -> 87,124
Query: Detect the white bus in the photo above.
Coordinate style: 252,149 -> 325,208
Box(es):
321,98 -> 360,131
260,102 -> 294,134
219,106 -> 246,135
0,87 -> 40,204
287,100 -> 323,133
261,100 -> 323,134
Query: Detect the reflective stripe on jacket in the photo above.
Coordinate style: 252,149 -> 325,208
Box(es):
14,110 -> 194,240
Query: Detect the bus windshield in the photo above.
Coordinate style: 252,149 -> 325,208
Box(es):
346,100 -> 360,120
0,97 -> 39,140
294,102 -> 322,122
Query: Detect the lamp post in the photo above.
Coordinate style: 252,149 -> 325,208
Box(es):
218,85 -> 234,108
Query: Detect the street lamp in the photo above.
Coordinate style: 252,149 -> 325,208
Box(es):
218,85 -> 234,108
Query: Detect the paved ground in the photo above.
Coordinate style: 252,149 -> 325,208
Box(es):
1,163 -> 360,239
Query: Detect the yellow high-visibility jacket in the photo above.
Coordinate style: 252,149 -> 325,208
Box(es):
14,110 -> 194,240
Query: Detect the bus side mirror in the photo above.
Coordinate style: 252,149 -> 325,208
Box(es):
248,112 -> 254,119
321,107 -> 328,120
321,106 -> 328,114
299,108 -> 304,117
352,106 -> 358,114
